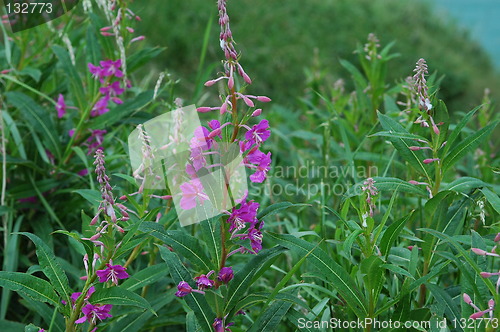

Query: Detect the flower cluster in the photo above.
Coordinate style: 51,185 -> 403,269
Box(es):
175,267 -> 234,298
412,58 -> 442,136
227,196 -> 263,254
66,286 -> 113,328
98,0 -> 145,45
463,231 -> 500,319
361,177 -> 378,218
88,59 -> 129,117
82,149 -> 130,252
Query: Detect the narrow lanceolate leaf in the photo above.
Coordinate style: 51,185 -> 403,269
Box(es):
377,112 -> 431,181
267,233 -> 368,317
5,92 -> 60,159
380,213 -> 412,258
426,284 -> 464,332
442,177 -> 490,194
199,217 -> 222,269
248,299 -> 293,332
121,263 -> 169,291
481,187 -> 500,215
0,272 -> 59,306
442,105 -> 480,157
158,246 -> 214,332
225,246 -> 287,313
18,233 -> 71,305
90,287 -> 154,313
140,221 -> 212,271
257,202 -> 308,220
442,120 -> 498,173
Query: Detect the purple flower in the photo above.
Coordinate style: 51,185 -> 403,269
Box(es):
99,81 -> 125,104
245,119 -> 270,146
180,178 -> 209,210
213,317 -> 234,332
65,286 -> 95,306
85,129 -> 107,156
75,303 -> 113,324
88,62 -> 103,80
96,263 -> 129,285
175,281 -> 193,297
217,267 -> 234,283
91,96 -> 110,117
248,150 -> 271,183
227,197 -> 259,232
56,94 -> 66,118
100,59 -> 123,78
194,270 -> 215,290
242,227 -> 263,253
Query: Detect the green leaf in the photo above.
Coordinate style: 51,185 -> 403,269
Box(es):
225,246 -> 287,313
248,299 -> 292,332
0,320 -> 27,332
442,120 -> 498,173
442,105 -> 480,157
0,272 -> 59,306
18,233 -> 71,306
199,217 -> 222,268
72,189 -> 102,206
267,232 -> 367,317
90,287 -> 154,313
121,263 -> 169,292
481,187 -> 500,214
380,213 -> 412,258
92,91 -> 154,129
360,255 -> 385,297
109,292 -> 174,332
5,92 -> 60,159
140,221 -> 212,271
442,177 -> 490,193
158,246 -> 214,332
369,131 -> 428,141
426,284 -> 464,332
127,47 -> 165,73
257,202 -> 308,220
52,45 -> 85,109
377,112 -> 431,181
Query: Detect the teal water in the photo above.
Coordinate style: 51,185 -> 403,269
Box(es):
430,0 -> 500,69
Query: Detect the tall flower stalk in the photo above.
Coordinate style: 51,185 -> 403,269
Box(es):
175,1 -> 273,329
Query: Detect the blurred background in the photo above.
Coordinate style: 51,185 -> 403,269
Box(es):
130,0 -> 500,113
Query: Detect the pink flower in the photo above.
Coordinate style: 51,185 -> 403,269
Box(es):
245,119 -> 270,146
217,267 -> 234,283
247,150 -> 271,183
91,97 -> 110,117
99,81 -> 125,104
56,94 -> 66,118
96,263 -> 129,285
100,59 -> 123,78
75,304 -> 113,324
175,281 -> 192,297
423,158 -> 440,164
180,178 -> 209,210
194,271 -> 215,290
228,197 -> 259,232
